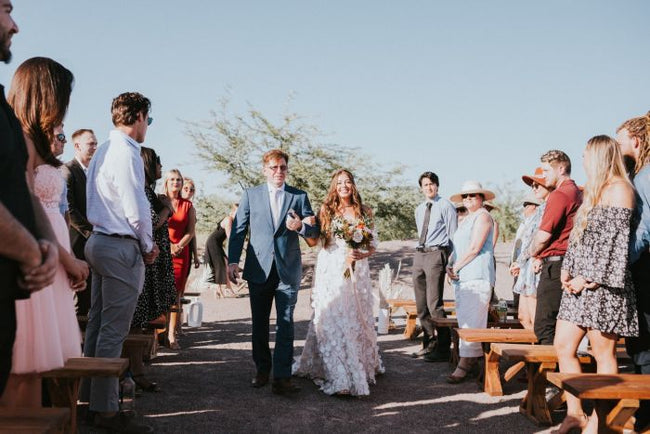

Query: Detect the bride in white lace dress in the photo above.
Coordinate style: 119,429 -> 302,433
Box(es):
293,169 -> 384,396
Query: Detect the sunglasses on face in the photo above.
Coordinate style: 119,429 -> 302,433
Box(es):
267,165 -> 288,173
147,116 -> 153,126
155,155 -> 161,165
531,183 -> 541,189
55,133 -> 66,143
461,193 -> 479,199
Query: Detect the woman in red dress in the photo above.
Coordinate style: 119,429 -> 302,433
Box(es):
163,169 -> 196,349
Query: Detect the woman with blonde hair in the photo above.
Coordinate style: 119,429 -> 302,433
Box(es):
554,135 -> 638,433
163,169 -> 196,349
181,177 -> 200,271
293,169 -> 384,396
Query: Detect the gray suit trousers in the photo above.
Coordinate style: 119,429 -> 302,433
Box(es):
80,234 -> 144,412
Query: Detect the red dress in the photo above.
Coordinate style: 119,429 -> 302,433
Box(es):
168,197 -> 193,294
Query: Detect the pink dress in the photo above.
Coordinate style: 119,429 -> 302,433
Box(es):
11,164 -> 81,374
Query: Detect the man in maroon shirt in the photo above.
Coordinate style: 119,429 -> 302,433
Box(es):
530,150 -> 582,344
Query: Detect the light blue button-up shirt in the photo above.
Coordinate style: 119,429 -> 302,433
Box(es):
414,195 -> 458,248
86,129 -> 154,253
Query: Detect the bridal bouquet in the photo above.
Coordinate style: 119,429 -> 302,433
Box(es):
331,215 -> 375,279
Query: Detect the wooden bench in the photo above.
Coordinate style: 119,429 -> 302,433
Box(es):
435,317 -> 523,365
547,372 -> 650,434
42,357 -> 128,433
456,328 -> 537,396
492,343 -> 593,426
0,407 -> 69,434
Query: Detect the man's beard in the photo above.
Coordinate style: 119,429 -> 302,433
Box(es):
0,31 -> 12,64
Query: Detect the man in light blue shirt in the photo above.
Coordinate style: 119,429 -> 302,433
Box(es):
81,92 -> 158,433
617,114 -> 650,432
412,172 -> 457,362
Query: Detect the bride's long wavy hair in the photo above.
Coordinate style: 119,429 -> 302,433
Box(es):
569,135 -> 631,245
320,169 -> 366,246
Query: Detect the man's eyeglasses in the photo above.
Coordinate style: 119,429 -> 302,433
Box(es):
55,133 -> 66,143
147,117 -> 153,126
267,165 -> 288,173
461,193 -> 479,199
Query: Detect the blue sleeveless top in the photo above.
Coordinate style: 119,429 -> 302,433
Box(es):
452,209 -> 495,285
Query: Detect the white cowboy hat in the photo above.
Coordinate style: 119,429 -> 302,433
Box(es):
449,180 -> 496,203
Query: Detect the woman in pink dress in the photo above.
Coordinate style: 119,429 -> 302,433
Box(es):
1,57 -> 88,407
163,169 -> 196,349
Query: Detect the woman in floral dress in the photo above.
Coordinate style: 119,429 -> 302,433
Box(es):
293,169 -> 384,396
554,135 -> 638,434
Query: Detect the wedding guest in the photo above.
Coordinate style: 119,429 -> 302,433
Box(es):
129,146 -> 176,392
81,92 -> 157,433
204,203 -> 238,297
446,181 -> 495,383
410,172 -> 457,361
484,201 -> 500,248
554,136 -> 638,433
509,168 -> 549,330
294,169 -> 384,396
61,128 -> 98,319
455,203 -> 468,224
181,177 -> 200,272
163,169 -> 196,350
530,150 -> 582,344
1,57 -> 87,407
0,4 -> 62,399
616,112 -> 650,432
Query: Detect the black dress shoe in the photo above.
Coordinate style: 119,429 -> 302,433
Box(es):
272,378 -> 300,395
251,372 -> 269,388
423,350 -> 451,363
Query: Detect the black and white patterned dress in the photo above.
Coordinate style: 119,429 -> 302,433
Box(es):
558,206 -> 639,337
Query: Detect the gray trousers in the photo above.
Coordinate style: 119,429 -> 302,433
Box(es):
80,234 -> 144,412
412,249 -> 451,350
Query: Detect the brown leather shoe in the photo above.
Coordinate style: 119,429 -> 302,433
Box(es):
272,378 -> 300,395
251,372 -> 269,388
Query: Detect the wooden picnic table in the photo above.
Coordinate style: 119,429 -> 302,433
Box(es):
547,372 -> 650,433
42,357 -> 129,433
456,328 -> 537,396
0,407 -> 69,434
492,343 -> 593,426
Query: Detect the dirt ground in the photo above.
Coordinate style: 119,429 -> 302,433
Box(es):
82,240 -> 565,433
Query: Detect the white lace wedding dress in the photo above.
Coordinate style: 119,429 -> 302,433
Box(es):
293,234 -> 384,396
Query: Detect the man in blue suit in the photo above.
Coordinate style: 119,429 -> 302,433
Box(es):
228,149 -> 319,395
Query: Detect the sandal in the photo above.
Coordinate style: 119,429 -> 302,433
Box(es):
446,361 -> 479,384
132,374 -> 160,393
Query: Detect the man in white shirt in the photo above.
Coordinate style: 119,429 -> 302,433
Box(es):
81,92 -> 158,433
61,128 -> 97,318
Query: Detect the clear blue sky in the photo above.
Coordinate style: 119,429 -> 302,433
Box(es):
3,1 -> 649,201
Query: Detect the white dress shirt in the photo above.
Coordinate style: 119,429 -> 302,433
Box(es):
86,129 -> 154,253
268,182 -> 285,227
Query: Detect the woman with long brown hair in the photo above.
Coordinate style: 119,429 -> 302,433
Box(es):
1,57 -> 87,406
554,135 -> 637,433
293,169 -> 384,396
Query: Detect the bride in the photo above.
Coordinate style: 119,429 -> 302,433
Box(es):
293,169 -> 384,396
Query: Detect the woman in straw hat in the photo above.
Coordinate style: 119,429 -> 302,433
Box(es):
509,167 -> 551,330
554,136 -> 638,433
445,181 -> 496,383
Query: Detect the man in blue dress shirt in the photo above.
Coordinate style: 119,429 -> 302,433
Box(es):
412,172 -> 457,362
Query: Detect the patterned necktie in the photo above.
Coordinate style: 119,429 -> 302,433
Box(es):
418,202 -> 432,246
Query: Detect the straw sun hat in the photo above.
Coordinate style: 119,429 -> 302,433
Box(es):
449,181 -> 496,203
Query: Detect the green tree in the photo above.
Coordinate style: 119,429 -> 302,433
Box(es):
184,97 -> 418,240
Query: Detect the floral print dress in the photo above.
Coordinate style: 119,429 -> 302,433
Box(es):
558,206 -> 638,336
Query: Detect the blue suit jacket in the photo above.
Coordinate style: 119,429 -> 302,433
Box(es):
228,183 -> 319,287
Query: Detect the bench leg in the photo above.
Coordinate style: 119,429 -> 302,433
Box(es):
403,313 -> 418,339
598,398 -> 639,434
483,348 -> 502,396
503,361 -> 525,383
46,377 -> 80,434
519,362 -> 556,426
